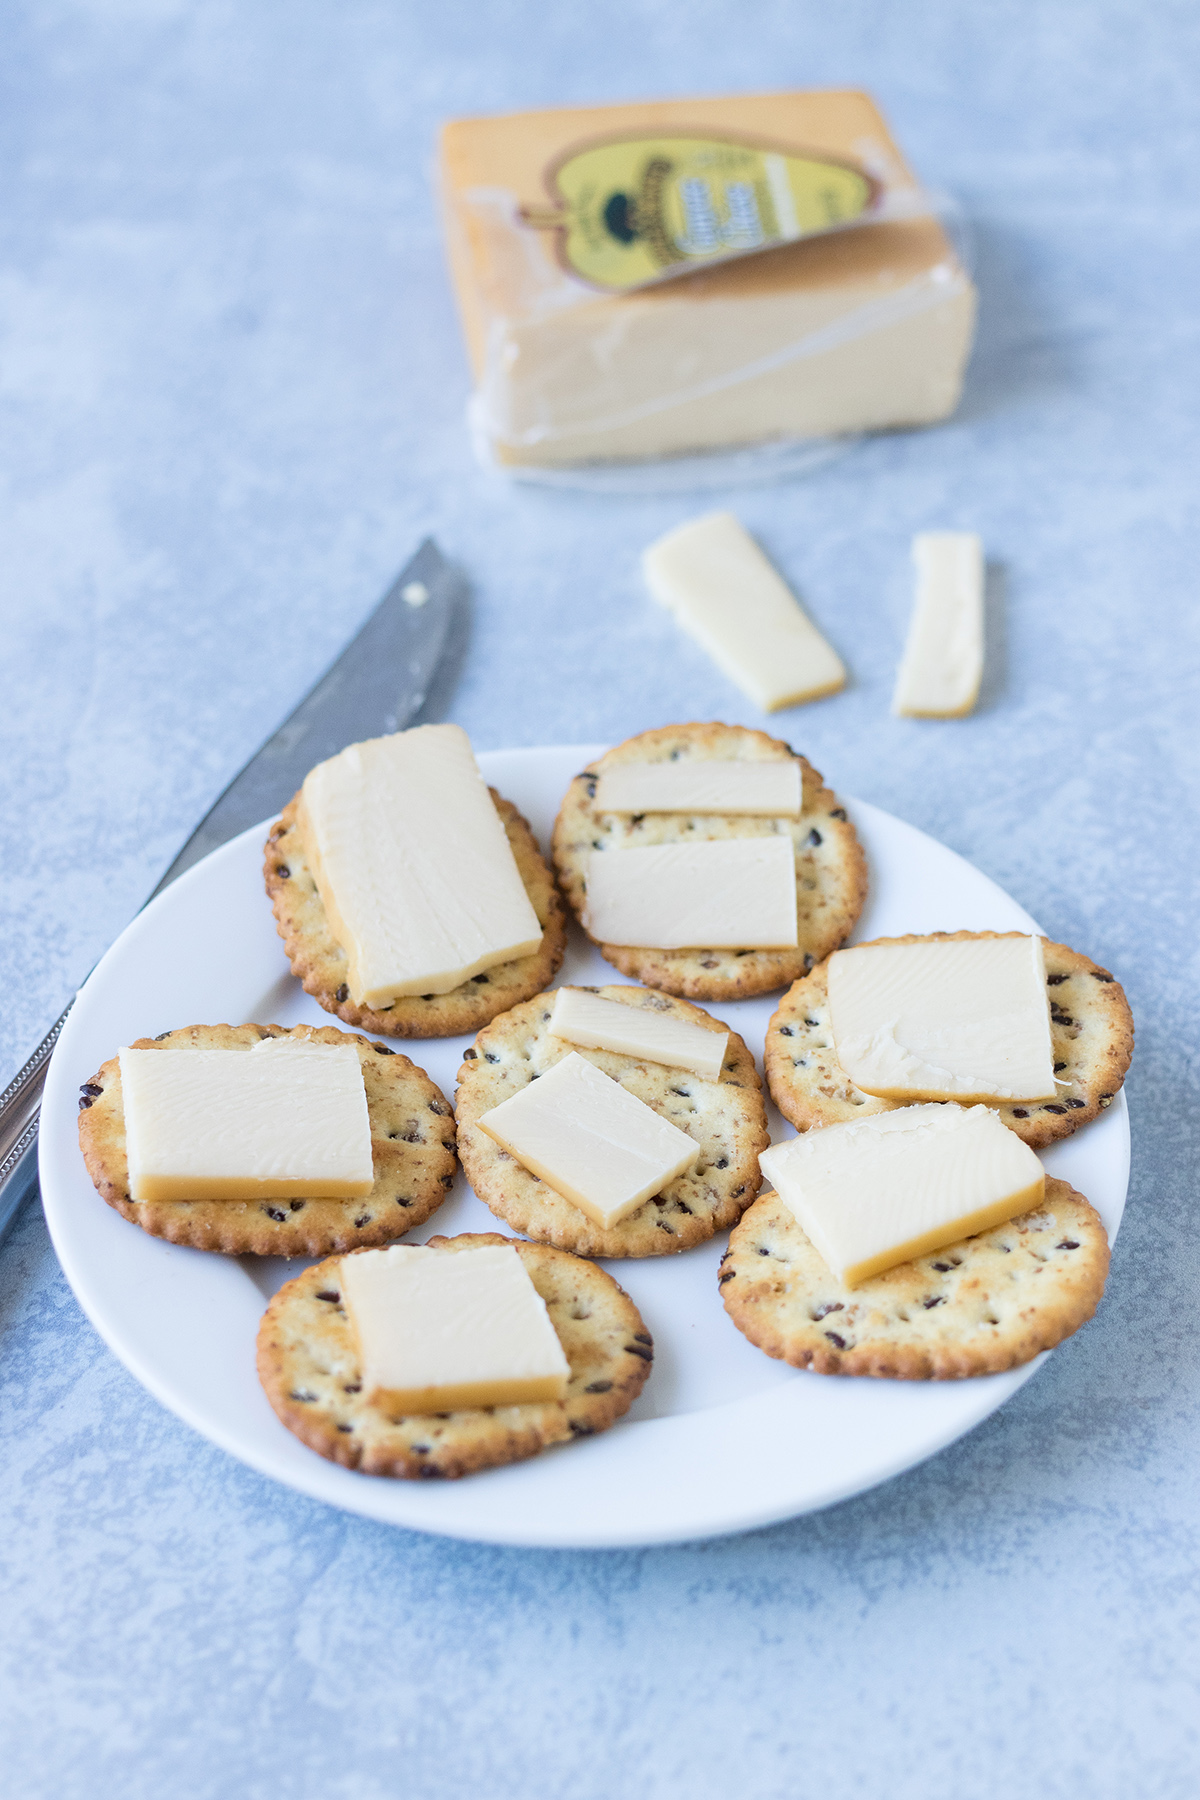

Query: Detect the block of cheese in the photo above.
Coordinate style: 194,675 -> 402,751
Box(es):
827,935 -> 1056,1104
119,1037 -> 373,1203
439,90 -> 977,467
644,513 -> 844,711
583,838 -> 798,949
593,758 -> 802,817
298,724 -> 542,1008
476,1051 -> 699,1230
893,532 -> 985,717
759,1103 -> 1045,1286
340,1244 -> 570,1413
548,987 -> 728,1081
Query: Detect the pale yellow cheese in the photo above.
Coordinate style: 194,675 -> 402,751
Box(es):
760,1103 -> 1045,1286
643,513 -> 845,711
339,1244 -> 570,1413
893,532 -> 984,717
592,759 -> 802,818
476,1050 -> 699,1231
827,935 -> 1056,1104
119,1037 -> 373,1203
583,838 -> 798,949
299,724 -> 542,1008
548,987 -> 728,1081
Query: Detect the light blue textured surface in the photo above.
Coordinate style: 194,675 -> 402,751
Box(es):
2,3 -> 1198,1794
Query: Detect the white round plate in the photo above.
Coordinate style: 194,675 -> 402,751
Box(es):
40,746 -> 1129,1548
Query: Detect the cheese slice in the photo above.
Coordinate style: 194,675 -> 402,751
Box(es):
549,987 -> 728,1081
592,759 -> 802,818
340,1244 -> 570,1413
827,935 -> 1056,1104
584,838 -> 798,949
643,512 -> 845,711
119,1037 -> 373,1203
893,532 -> 984,717
476,1051 -> 699,1230
760,1103 -> 1045,1286
298,724 -> 542,1008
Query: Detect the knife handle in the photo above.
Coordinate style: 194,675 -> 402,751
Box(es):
0,1002 -> 72,1247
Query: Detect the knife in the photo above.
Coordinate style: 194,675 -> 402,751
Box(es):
0,537 -> 465,1244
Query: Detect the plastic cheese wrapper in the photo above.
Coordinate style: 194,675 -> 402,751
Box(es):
438,89 -> 976,483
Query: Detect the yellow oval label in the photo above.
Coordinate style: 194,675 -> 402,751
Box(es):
521,131 -> 876,291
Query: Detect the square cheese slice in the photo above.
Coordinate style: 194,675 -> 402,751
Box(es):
476,1051 -> 699,1231
893,532 -> 984,718
592,759 -> 802,818
119,1037 -> 373,1203
827,935 -> 1056,1104
644,512 -> 845,712
760,1103 -> 1045,1286
298,724 -> 542,1008
549,988 -> 728,1081
583,838 -> 798,949
340,1244 -> 570,1413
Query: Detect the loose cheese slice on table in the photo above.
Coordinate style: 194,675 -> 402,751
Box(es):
644,512 -> 845,712
584,838 -> 798,948
549,988 -> 728,1081
298,724 -> 542,1008
827,935 -> 1056,1104
759,1104 -> 1045,1286
592,759 -> 802,818
119,1037 -> 373,1203
476,1051 -> 699,1230
340,1244 -> 570,1413
893,531 -> 984,718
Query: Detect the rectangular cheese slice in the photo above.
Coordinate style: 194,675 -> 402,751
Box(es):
440,91 -> 977,468
593,759 -> 802,817
549,987 -> 728,1081
644,512 -> 845,711
119,1037 -> 373,1203
476,1051 -> 699,1231
340,1244 -> 570,1413
893,532 -> 985,717
583,837 -> 798,949
760,1104 -> 1045,1286
827,935 -> 1056,1104
298,724 -> 542,1008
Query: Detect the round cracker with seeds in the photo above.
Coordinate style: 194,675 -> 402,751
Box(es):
551,723 -> 867,1002
455,984 -> 768,1258
719,1177 -> 1109,1379
265,788 -> 566,1038
77,1022 -> 457,1256
765,932 -> 1133,1151
256,1232 -> 653,1479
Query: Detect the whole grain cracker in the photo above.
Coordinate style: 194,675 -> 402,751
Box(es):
551,723 -> 866,1002
77,1022 -> 457,1256
765,931 -> 1133,1151
265,787 -> 566,1038
256,1232 -> 653,1478
455,984 -> 768,1258
719,1177 -> 1109,1378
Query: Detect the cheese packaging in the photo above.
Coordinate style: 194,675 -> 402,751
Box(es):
583,838 -> 798,949
644,512 -> 845,710
340,1244 -> 570,1413
593,757 -> 802,818
827,935 -> 1056,1104
548,988 -> 728,1081
476,1051 -> 699,1230
438,90 -> 976,471
119,1037 -> 373,1203
759,1103 -> 1045,1286
298,724 -> 542,1008
893,532 -> 985,717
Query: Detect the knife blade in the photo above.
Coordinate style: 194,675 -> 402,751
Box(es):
0,537 -> 465,1243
